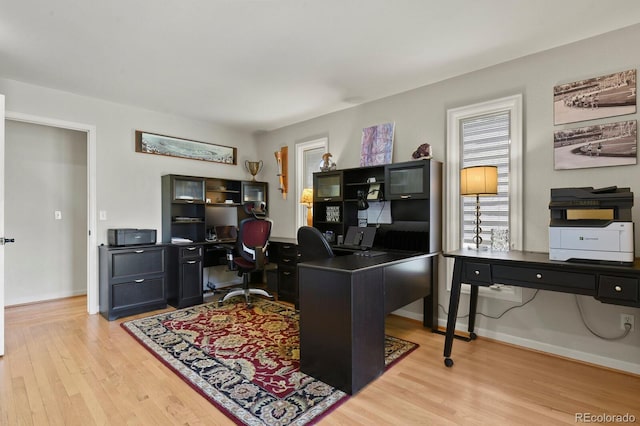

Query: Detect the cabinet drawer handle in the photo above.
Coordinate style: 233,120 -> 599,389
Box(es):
134,250 -> 145,254
614,285 -> 623,292
283,245 -> 292,249
282,259 -> 291,263
536,273 -> 542,279
323,198 -> 332,201
187,260 -> 197,264
134,279 -> 145,283
283,271 -> 291,276
474,270 -> 480,275
186,200 -> 194,203
187,246 -> 197,251
400,195 -> 411,199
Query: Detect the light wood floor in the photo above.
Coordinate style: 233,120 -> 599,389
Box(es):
1,296 -> 639,425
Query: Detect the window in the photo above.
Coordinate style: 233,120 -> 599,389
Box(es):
461,112 -> 510,249
295,137 -> 328,229
446,94 -> 523,301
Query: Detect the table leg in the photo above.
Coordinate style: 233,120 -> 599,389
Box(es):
423,256 -> 438,330
444,259 -> 463,367
468,285 -> 479,340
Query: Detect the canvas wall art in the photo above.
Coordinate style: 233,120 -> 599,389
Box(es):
135,130 -> 237,165
553,69 -> 636,125
554,120 -> 637,170
360,122 -> 395,166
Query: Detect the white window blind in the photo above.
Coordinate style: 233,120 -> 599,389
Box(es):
461,112 -> 510,249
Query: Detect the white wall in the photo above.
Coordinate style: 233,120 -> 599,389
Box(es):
256,24 -> 640,372
5,121 -> 87,305
0,77 -> 258,246
0,76 -> 258,313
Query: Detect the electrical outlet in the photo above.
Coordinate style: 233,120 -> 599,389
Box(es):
620,314 -> 635,332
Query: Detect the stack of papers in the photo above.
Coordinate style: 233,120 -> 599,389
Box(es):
171,237 -> 193,244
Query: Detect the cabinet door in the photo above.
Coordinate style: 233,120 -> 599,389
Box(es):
242,181 -> 268,204
385,161 -> 430,200
179,259 -> 203,303
314,171 -> 343,201
173,176 -> 205,202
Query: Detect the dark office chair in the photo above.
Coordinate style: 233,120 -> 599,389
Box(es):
297,226 -> 335,262
220,202 -> 273,308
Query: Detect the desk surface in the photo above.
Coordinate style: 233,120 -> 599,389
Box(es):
444,249 -> 640,271
299,251 -> 437,272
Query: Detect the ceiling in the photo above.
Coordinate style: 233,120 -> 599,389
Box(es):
2,0 -> 640,133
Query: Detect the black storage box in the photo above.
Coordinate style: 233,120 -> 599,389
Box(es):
108,228 -> 157,246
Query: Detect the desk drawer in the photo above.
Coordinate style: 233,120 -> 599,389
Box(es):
112,276 -> 165,309
493,265 -> 596,291
111,248 -> 165,279
178,245 -> 203,259
279,243 -> 298,258
463,262 -> 492,284
598,275 -> 639,303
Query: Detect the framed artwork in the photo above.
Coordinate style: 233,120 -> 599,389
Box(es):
360,122 -> 395,166
135,130 -> 237,165
554,120 -> 637,170
553,69 -> 636,125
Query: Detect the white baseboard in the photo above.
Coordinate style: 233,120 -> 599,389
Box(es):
436,318 -> 640,375
391,307 -> 423,322
6,289 -> 86,307
390,309 -> 640,375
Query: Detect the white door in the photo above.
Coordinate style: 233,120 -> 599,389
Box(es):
1,94 -> 5,356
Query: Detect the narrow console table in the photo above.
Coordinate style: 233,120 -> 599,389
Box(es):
298,251 -> 438,394
443,249 -> 640,367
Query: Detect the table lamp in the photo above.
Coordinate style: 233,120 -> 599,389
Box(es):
300,188 -> 314,226
460,165 -> 498,249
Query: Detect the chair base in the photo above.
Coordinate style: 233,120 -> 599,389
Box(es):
219,288 -> 272,308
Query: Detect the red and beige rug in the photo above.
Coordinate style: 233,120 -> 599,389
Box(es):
122,298 -> 417,425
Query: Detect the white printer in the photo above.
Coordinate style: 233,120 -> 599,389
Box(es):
549,186 -> 634,264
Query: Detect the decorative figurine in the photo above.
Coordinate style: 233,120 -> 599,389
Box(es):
320,153 -> 336,171
412,143 -> 432,159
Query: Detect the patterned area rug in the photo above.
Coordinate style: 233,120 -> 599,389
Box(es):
122,298 -> 418,425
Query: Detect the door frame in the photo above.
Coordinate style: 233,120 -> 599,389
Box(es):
5,111 -> 98,314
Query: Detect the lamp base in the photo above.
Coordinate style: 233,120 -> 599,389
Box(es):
306,206 -> 313,226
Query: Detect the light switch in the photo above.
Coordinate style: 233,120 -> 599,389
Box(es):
99,210 -> 107,221
54,210 -> 62,220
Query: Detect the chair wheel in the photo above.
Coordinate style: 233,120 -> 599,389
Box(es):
444,358 -> 454,367
218,300 -> 223,307
247,303 -> 253,309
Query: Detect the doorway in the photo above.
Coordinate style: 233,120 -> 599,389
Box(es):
5,121 -> 87,304
4,112 -> 98,314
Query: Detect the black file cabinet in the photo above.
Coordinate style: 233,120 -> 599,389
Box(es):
270,241 -> 299,307
99,244 -> 167,321
167,244 -> 204,308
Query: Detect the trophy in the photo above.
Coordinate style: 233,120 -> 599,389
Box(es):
245,160 -> 263,181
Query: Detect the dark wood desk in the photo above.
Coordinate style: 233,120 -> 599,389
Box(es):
298,251 -> 438,394
443,249 -> 640,367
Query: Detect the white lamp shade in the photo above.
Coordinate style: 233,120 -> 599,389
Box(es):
460,166 -> 498,196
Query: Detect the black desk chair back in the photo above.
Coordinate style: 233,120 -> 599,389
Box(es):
297,226 -> 334,262
220,202 -> 273,308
